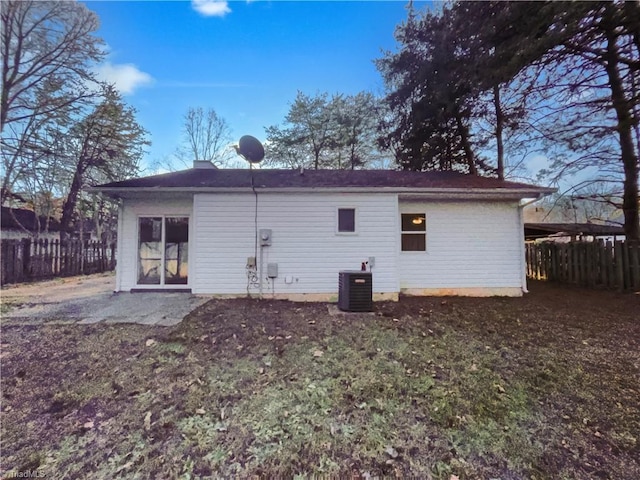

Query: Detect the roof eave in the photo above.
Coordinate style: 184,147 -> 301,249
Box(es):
88,185 -> 556,200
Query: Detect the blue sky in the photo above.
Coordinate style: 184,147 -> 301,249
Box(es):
85,1 -> 431,170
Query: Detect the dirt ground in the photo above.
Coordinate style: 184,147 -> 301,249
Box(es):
1,281 -> 639,479
1,273 -> 207,326
1,272 -> 115,303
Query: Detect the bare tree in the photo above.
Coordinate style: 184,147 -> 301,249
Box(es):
60,86 -> 148,237
1,0 -> 104,201
175,107 -> 233,167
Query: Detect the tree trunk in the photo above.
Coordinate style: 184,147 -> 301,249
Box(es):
455,110 -> 477,175
350,142 -> 357,170
60,161 -> 86,239
493,84 -> 505,180
622,1 -> 640,55
602,6 -> 640,241
94,198 -> 103,242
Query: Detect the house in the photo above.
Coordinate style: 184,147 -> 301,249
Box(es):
524,222 -> 625,242
91,163 -> 555,299
1,206 -> 61,241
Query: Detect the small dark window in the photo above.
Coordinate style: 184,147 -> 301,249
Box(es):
401,213 -> 426,251
338,208 -> 356,233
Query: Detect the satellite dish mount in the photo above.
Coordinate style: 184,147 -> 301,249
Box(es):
234,135 -> 265,165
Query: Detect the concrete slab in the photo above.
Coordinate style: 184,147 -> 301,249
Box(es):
1,273 -> 208,326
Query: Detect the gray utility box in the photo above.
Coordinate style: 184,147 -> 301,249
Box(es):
338,271 -> 373,312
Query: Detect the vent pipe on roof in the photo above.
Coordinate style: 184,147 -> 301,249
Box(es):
193,160 -> 217,169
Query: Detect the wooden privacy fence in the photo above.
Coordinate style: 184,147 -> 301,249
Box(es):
0,239 -> 116,285
526,240 -> 640,291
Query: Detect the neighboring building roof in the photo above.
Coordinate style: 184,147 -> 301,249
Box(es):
91,168 -> 555,199
1,206 -> 61,232
524,222 -> 625,240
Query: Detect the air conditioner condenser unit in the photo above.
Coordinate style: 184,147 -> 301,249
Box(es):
338,271 -> 373,312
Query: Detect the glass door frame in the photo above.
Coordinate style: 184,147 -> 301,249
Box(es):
136,214 -> 190,288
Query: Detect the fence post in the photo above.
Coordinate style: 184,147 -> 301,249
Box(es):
605,240 -> 616,288
80,240 -> 85,275
110,242 -> 116,270
0,241 -> 6,284
600,240 -> 607,287
623,241 -> 631,290
614,241 -> 624,291
73,240 -> 79,275
53,240 -> 59,276
0,240 -> 16,284
21,238 -> 31,281
44,238 -> 51,277
60,240 -> 66,276
591,241 -> 598,286
626,240 -> 640,290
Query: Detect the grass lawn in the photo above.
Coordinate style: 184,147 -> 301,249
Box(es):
1,281 -> 639,479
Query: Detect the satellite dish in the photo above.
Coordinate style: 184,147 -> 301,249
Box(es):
234,135 -> 265,164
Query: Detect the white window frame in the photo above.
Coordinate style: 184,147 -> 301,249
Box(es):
400,213 -> 427,253
136,214 -> 191,287
336,207 -> 358,235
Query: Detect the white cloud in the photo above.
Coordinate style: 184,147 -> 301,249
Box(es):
191,0 -> 231,17
527,154 -> 550,174
94,62 -> 154,95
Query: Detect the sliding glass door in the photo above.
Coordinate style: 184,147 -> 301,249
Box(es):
164,217 -> 189,284
138,217 -> 189,286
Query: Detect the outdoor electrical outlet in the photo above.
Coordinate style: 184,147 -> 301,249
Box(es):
368,256 -> 375,268
247,256 -> 256,268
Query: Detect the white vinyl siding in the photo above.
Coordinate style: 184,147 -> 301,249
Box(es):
192,192 -> 398,295
398,201 -> 523,289
115,193 -> 526,296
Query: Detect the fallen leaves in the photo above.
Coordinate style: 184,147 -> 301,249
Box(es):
144,411 -> 152,430
115,461 -> 134,474
384,445 -> 399,459
3,286 -> 639,479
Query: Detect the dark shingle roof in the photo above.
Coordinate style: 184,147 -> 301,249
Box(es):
93,168 -> 553,193
1,206 -> 61,231
524,223 -> 625,239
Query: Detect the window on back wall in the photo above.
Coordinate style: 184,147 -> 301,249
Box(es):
337,207 -> 356,234
401,213 -> 426,251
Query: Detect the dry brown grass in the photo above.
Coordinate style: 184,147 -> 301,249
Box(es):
1,281 -> 639,479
